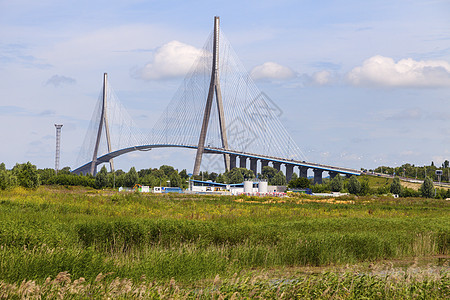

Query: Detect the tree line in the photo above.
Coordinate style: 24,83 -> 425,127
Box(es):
0,163 -> 288,190
372,161 -> 450,182
0,161 -> 448,198
288,173 -> 446,199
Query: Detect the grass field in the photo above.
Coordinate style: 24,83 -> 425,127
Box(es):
0,186 -> 448,298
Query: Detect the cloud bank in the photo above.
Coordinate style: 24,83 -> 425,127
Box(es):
250,62 -> 296,81
45,75 -> 76,87
133,41 -> 203,80
347,55 -> 450,88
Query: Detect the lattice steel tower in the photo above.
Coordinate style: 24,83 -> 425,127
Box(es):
54,124 -> 63,173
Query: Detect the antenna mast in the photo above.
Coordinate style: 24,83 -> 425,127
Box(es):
54,124 -> 63,173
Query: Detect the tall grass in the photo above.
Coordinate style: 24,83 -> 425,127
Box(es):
1,270 -> 448,299
0,187 -> 448,284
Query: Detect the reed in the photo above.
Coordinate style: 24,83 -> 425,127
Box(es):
0,187 -> 448,286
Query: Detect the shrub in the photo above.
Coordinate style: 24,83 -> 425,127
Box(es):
347,176 -> 361,195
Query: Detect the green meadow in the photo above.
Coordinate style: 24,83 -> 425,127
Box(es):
0,186 -> 448,298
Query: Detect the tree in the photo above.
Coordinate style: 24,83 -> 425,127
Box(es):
124,167 -> 139,187
95,166 -> 109,188
138,168 -> 152,178
38,168 -> 56,184
224,168 -> 254,184
208,172 -> 218,181
261,166 -> 277,182
160,165 -> 176,177
0,163 -> 5,171
288,177 -> 310,189
14,162 -> 40,188
289,172 -> 298,182
229,169 -> 244,184
216,174 -> 225,183
330,175 -> 343,192
179,169 -> 189,179
152,169 -> 165,180
443,160 -> 449,169
241,168 -> 255,180
114,172 -> 126,187
169,172 -> 182,187
0,169 -> 17,190
347,175 -> 361,195
420,176 -> 434,198
390,177 -> 402,195
58,167 -> 71,175
359,178 -> 370,195
271,171 -> 286,186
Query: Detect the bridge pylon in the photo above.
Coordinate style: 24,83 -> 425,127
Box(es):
90,73 -> 114,175
193,16 -> 230,176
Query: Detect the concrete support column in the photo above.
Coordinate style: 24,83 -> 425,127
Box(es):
313,169 -> 323,185
299,166 -> 308,178
250,158 -> 258,176
261,160 -> 269,170
229,154 -> 237,170
286,164 -> 294,182
239,156 -> 247,169
329,171 -> 338,179
272,162 -> 281,171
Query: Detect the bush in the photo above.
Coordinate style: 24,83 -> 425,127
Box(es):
347,176 -> 361,195
310,183 -> 329,193
47,174 -> 95,187
401,187 -> 420,197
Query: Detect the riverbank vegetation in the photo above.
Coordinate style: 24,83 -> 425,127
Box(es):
2,161 -> 450,199
0,186 -> 448,298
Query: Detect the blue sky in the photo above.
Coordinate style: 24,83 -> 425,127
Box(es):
1,0 -> 450,173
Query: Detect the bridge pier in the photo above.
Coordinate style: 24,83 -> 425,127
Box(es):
313,169 -> 323,185
299,166 -> 308,178
239,156 -> 247,169
250,158 -> 258,176
272,162 -> 281,171
261,160 -> 269,170
286,164 -> 294,182
229,154 -> 237,170
329,171 -> 338,179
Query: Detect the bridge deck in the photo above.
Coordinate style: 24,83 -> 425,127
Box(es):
73,144 -> 361,176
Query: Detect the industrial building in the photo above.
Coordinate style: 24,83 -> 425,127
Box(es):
188,179 -> 286,196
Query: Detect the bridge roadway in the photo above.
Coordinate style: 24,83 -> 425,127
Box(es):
72,144 -> 362,183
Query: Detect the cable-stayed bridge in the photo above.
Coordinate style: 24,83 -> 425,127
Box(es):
73,17 -> 361,183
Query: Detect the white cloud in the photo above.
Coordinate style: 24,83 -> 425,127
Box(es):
347,55 -> 450,88
311,70 -> 332,85
133,41 -> 204,80
250,62 -> 296,81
